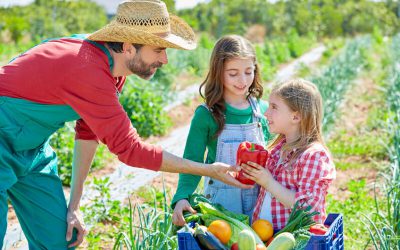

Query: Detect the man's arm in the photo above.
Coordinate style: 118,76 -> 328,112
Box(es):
160,151 -> 251,189
66,139 -> 98,247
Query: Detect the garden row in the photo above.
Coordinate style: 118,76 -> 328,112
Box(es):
362,34 -> 400,250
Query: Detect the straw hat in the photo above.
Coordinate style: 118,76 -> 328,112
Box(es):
87,0 -> 197,50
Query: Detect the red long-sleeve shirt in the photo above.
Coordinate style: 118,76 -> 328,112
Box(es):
0,37 -> 162,171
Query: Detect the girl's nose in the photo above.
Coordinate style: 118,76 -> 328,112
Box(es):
239,73 -> 247,84
264,108 -> 270,118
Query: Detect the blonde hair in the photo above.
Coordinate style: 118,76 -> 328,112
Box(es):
268,79 -> 325,163
199,35 -> 263,137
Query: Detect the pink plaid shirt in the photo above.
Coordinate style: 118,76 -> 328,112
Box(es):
252,139 -> 336,230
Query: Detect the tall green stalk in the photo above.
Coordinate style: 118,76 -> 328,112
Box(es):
362,34 -> 400,250
113,175 -> 178,250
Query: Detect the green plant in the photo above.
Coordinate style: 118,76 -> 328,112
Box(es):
287,29 -> 315,58
326,179 -> 377,248
255,44 -> 274,81
1,0 -> 107,43
113,176 -> 178,249
81,177 -> 131,248
362,35 -> 400,250
50,123 -> 75,185
50,122 -> 114,186
120,76 -> 172,138
310,36 -> 371,133
82,177 -> 129,225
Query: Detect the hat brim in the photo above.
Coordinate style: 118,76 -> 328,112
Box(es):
87,15 -> 197,50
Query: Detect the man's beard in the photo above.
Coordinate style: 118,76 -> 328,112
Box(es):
127,54 -> 162,79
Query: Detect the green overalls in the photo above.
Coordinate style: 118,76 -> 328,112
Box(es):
0,35 -> 113,249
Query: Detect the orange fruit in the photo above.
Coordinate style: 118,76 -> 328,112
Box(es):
207,220 -> 232,244
251,219 -> 273,241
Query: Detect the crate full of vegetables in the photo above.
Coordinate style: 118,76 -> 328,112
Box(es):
177,194 -> 343,250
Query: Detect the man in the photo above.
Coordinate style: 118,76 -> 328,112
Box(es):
0,0 -> 250,248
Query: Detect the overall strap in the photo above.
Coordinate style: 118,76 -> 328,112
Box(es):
84,39 -> 114,72
200,103 -> 211,111
248,96 -> 263,122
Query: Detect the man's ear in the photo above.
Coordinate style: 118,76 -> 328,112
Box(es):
122,43 -> 136,55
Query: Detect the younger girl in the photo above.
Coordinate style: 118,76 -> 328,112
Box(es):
242,79 -> 336,230
171,35 -> 271,226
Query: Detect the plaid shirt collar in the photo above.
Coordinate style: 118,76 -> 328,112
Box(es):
269,138 -> 298,169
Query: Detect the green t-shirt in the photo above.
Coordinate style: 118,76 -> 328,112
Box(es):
171,99 -> 271,206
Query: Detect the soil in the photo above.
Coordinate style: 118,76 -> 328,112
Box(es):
327,76 -> 386,200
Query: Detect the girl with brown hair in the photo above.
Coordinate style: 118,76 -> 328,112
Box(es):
172,35 -> 271,226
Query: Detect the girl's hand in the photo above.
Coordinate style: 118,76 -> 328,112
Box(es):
241,161 -> 273,189
172,199 -> 197,226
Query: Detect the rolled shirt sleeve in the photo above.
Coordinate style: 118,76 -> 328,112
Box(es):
75,118 -> 99,142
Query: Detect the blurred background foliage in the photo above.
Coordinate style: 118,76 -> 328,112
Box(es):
1,0 -> 399,45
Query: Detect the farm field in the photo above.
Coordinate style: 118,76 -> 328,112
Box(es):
1,0 -> 399,250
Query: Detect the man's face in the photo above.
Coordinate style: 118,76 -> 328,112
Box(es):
127,45 -> 168,79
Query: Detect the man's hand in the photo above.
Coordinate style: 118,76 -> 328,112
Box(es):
209,162 -> 253,189
172,199 -> 197,226
66,209 -> 87,248
159,151 -> 252,189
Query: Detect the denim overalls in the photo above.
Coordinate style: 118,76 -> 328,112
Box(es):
203,97 -> 265,220
0,35 -> 112,249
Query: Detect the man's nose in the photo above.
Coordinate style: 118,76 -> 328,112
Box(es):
160,50 -> 168,64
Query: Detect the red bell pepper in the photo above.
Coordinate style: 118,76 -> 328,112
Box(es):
236,141 -> 269,185
309,224 -> 329,235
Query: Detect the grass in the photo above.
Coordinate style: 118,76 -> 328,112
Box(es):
326,179 -> 381,249
135,186 -> 173,210
361,35 -> 400,250
328,130 -> 388,171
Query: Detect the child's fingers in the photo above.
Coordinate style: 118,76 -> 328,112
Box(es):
242,172 -> 255,180
242,165 -> 259,179
241,163 -> 254,173
246,161 -> 262,169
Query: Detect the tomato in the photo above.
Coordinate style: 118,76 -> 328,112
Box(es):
231,242 -> 239,250
266,236 -> 274,246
